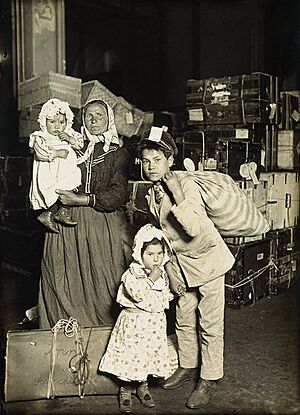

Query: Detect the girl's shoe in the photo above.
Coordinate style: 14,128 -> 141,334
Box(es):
119,385 -> 132,413
136,381 -> 155,408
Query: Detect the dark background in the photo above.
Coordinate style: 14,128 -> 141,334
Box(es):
1,0 -> 300,153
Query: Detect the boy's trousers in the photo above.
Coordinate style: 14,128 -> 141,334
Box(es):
175,275 -> 225,380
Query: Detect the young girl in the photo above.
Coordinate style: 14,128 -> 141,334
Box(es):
99,223 -> 174,413
29,98 -> 83,233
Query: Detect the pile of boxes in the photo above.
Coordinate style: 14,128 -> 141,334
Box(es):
182,72 -> 299,308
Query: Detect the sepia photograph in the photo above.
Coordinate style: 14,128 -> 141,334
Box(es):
0,1 -> 299,414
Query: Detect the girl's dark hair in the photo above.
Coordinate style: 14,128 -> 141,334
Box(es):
141,237 -> 165,256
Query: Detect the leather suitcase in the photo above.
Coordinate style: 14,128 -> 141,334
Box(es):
5,325 -> 179,402
217,140 -> 261,179
174,135 -> 207,171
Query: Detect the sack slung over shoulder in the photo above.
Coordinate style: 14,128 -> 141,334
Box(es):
182,171 -> 270,237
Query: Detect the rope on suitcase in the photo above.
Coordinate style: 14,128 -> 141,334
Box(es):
47,317 -> 91,399
225,259 -> 276,307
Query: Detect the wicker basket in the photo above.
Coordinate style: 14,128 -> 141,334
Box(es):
114,96 -> 144,137
136,111 -> 154,136
81,80 -> 118,109
18,71 -> 82,110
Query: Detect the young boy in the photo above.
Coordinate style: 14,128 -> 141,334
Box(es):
137,127 -> 235,409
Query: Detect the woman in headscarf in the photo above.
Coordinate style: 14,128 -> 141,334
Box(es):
38,99 -> 132,328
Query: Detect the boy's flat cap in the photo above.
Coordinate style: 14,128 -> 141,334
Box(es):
139,127 -> 178,156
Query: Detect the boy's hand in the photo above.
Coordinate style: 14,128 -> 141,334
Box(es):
162,171 -> 185,204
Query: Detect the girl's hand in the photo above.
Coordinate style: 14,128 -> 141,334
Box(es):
148,266 -> 162,283
56,190 -> 88,206
162,172 -> 185,205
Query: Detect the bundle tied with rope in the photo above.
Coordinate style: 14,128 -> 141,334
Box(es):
47,317 -> 92,399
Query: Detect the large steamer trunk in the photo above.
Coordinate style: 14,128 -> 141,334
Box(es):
186,73 -> 280,126
174,130 -> 261,179
268,226 -> 300,294
225,239 -> 272,309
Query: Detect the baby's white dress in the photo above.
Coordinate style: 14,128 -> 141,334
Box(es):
29,130 -> 82,210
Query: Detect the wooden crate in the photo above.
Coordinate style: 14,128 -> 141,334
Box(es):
260,172 -> 300,230
277,130 -> 300,170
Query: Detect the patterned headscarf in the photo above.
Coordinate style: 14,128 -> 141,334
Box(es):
77,99 -> 120,164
